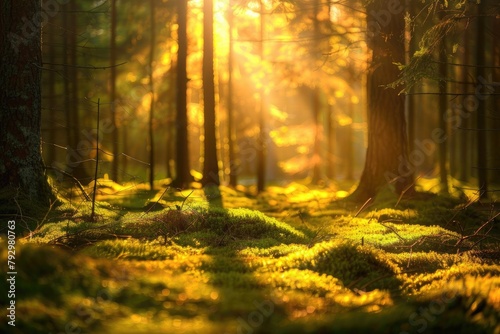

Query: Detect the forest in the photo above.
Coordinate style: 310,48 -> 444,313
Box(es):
0,0 -> 499,333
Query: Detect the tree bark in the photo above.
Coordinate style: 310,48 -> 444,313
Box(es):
172,0 -> 193,189
201,0 -> 220,188
227,0 -> 238,188
475,0 -> 488,199
0,0 -> 54,207
110,0 -> 119,182
350,0 -> 414,201
148,0 -> 156,190
256,0 -> 266,193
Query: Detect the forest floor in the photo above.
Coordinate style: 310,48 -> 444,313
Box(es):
1,179 -> 500,334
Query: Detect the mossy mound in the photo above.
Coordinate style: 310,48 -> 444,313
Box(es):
122,206 -> 308,247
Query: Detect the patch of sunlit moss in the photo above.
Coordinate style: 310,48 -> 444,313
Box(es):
238,244 -> 305,258
367,208 -> 418,221
404,263 -> 500,294
82,239 -> 204,260
259,269 -> 345,296
387,251 -> 459,273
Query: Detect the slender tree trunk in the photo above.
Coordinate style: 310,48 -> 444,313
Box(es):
0,0 -> 54,207
406,0 -> 416,166
172,0 -> 192,188
438,8 -> 449,193
311,0 -> 322,184
110,0 -> 119,182
476,0 -> 488,199
458,26 -> 470,182
148,0 -> 156,190
201,0 -> 220,187
256,0 -> 266,193
350,0 -> 414,201
227,0 -> 237,188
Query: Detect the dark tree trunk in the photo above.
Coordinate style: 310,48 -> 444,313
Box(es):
0,0 -> 54,206
256,0 -> 266,193
438,8 -> 449,193
350,0 -> 414,201
172,0 -> 192,189
201,0 -> 220,188
110,0 -> 119,183
148,0 -> 156,190
475,0 -> 488,199
227,0 -> 238,188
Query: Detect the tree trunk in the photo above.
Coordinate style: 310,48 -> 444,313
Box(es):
148,0 -> 156,190
201,0 -> 220,188
110,0 -> 119,183
475,0 -> 488,199
438,8 -> 449,193
350,0 -> 414,201
0,0 -> 54,207
256,0 -> 266,193
172,0 -> 192,189
311,0 -> 322,184
227,0 -> 238,188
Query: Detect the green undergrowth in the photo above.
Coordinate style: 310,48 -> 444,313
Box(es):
1,183 -> 499,334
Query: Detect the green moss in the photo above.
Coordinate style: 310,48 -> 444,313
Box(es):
4,185 -> 499,334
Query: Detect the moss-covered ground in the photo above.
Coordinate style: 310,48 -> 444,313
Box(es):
1,180 -> 499,334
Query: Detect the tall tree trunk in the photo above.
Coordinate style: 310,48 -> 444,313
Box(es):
172,0 -> 192,188
438,8 -> 449,193
148,0 -> 156,190
350,0 -> 414,201
458,25 -> 470,182
201,0 -> 220,188
311,0 -> 322,184
227,0 -> 238,188
110,0 -> 119,182
0,0 -> 54,207
475,0 -> 488,199
406,0 -> 416,168
256,0 -> 266,193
